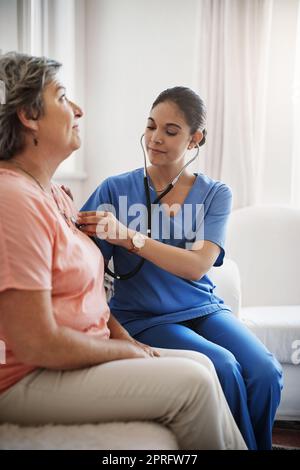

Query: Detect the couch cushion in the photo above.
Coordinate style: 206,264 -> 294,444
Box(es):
0,422 -> 179,450
241,305 -> 300,364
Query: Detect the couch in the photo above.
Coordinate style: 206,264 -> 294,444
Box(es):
0,258 -> 240,450
2,205 -> 298,448
226,205 -> 300,421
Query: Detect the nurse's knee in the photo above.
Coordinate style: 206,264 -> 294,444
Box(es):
212,349 -> 241,382
251,354 -> 283,392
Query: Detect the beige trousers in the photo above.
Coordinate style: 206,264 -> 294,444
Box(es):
0,348 -> 246,450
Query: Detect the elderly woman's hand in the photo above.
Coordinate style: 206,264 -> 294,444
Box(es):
120,336 -> 160,358
128,338 -> 160,358
118,339 -> 160,359
76,211 -> 133,247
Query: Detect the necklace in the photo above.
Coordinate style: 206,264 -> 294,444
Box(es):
12,161 -> 46,192
11,161 -> 78,230
50,186 -> 78,230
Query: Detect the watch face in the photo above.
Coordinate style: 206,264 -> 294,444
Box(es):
133,232 -> 145,248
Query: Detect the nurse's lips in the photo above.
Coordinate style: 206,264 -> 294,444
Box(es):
148,147 -> 167,154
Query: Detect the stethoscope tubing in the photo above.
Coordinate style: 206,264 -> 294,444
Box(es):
102,136 -> 200,280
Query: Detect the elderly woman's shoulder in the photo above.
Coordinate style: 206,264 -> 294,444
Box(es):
0,169 -> 50,212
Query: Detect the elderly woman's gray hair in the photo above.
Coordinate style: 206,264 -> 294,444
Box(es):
0,52 -> 61,160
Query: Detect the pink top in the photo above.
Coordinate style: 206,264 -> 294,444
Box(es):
0,169 -> 110,393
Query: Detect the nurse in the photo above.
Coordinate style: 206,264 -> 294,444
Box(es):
79,86 -> 283,450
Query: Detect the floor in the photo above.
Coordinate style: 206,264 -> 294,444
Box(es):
272,421 -> 300,449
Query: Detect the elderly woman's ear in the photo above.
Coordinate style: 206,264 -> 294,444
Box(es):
16,108 -> 39,147
17,108 -> 39,131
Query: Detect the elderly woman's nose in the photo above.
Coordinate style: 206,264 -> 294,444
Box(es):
70,100 -> 83,118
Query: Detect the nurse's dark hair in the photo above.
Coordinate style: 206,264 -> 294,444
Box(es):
0,51 -> 61,160
151,86 -> 207,146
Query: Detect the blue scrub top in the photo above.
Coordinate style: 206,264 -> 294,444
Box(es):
81,168 -> 232,336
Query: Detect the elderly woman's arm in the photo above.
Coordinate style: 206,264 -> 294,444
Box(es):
0,289 -> 150,369
107,313 -> 160,357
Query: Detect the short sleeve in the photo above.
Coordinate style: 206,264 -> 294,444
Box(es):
0,186 -> 55,292
81,180 -> 114,261
204,184 -> 232,267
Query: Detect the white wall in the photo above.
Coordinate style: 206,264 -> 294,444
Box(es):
83,0 -> 300,209
83,0 -> 200,205
1,0 -> 298,208
0,0 -> 18,53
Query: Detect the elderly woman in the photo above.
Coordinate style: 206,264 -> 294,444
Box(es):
0,52 -> 246,450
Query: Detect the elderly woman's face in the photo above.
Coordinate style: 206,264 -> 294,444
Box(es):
37,78 -> 83,158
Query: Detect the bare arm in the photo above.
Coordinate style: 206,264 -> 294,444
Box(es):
0,289 -> 150,370
124,235 -> 220,281
77,211 -> 220,281
107,313 -> 134,340
108,313 -> 160,357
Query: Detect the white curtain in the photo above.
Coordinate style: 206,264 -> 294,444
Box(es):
291,1 -> 300,206
5,0 -> 86,177
16,0 -> 79,95
197,0 -> 273,208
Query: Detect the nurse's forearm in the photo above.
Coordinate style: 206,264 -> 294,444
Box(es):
125,230 -> 219,281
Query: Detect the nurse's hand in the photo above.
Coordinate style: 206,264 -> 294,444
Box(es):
76,211 -> 131,247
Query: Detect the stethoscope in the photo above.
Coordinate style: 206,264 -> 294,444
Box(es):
103,135 -> 200,280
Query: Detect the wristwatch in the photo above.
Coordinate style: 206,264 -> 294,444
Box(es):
128,231 -> 147,253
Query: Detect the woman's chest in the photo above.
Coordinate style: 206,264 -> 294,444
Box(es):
157,179 -> 196,216
52,222 -> 103,294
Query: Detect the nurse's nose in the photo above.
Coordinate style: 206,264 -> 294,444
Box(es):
152,130 -> 163,144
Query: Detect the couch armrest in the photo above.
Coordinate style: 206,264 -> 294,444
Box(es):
208,258 -> 242,318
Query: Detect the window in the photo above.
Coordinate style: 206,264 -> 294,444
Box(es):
0,0 -> 86,179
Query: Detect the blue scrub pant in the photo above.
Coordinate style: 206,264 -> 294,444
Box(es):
135,311 -> 283,450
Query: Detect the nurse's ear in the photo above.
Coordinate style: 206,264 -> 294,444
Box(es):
189,130 -> 205,149
198,129 -> 207,147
